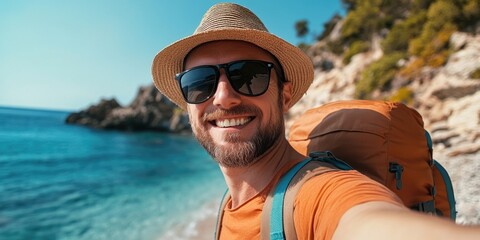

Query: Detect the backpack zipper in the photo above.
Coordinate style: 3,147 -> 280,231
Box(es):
389,162 -> 404,190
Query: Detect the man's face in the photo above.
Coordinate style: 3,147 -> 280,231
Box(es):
184,41 -> 292,168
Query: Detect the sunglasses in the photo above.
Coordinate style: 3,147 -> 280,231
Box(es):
175,60 -> 275,104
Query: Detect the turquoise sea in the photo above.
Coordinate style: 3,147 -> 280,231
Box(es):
0,107 -> 226,240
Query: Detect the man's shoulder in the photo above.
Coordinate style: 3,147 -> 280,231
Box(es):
299,169 -> 377,193
296,168 -> 400,203
292,168 -> 403,239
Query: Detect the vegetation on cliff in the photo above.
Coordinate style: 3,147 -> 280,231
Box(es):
296,0 -> 480,103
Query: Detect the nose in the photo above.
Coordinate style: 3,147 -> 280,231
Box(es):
212,71 -> 241,109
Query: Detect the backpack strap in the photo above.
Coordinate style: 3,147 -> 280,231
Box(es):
260,159 -> 311,240
214,189 -> 230,240
432,160 -> 457,220
216,151 -> 349,240
261,185 -> 274,239
262,151 -> 348,240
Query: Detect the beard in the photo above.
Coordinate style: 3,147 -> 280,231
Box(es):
189,102 -> 284,168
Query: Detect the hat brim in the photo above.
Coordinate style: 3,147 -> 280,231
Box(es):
152,28 -> 313,110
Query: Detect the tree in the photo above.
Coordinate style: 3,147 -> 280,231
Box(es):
342,0 -> 357,11
317,13 -> 342,41
295,20 -> 309,38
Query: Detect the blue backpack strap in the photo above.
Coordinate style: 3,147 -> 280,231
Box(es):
425,130 -> 434,161
433,160 -> 457,220
425,130 -> 456,220
268,151 -> 350,240
309,151 -> 353,170
269,158 -> 312,240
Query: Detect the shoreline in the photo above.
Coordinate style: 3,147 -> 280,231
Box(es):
157,199 -> 220,240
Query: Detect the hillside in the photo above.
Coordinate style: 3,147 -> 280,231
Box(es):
286,0 -> 480,224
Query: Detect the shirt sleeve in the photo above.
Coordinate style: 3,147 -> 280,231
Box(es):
293,170 -> 405,240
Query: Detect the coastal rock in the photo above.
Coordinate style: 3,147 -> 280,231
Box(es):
66,85 -> 191,133
65,99 -> 121,127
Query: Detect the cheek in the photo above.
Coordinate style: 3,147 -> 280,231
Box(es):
187,105 -> 202,126
262,79 -> 280,100
256,82 -> 282,118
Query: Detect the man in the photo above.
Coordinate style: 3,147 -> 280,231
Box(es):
152,3 -> 479,240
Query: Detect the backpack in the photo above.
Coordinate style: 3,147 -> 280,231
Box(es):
215,100 -> 456,240
287,100 -> 456,219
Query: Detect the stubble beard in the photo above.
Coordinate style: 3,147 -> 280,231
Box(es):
190,104 -> 284,168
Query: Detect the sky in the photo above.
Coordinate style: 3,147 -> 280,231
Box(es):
0,0 -> 345,111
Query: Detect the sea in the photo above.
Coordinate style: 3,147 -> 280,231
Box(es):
0,106 -> 226,240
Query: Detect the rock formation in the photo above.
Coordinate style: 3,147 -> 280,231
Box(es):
66,85 -> 190,133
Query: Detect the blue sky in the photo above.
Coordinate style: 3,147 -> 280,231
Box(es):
0,0 -> 345,111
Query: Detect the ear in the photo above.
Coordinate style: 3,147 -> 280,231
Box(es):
281,81 -> 293,113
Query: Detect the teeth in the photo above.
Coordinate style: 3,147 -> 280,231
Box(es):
215,118 -> 251,128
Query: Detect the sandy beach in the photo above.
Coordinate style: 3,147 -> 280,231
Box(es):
158,199 -> 220,240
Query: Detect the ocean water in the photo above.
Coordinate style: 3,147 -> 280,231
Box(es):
0,107 -> 226,240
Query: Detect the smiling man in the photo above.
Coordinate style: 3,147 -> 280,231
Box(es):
184,41 -> 287,169
151,3 -> 480,240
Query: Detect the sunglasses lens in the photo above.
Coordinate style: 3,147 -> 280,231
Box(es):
177,61 -> 272,104
179,67 -> 217,103
228,61 -> 270,96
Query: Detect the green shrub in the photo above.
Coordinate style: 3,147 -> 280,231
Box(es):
405,1 -> 459,70
343,40 -> 370,64
399,58 -> 426,80
390,87 -> 414,105
463,0 -> 480,19
408,37 -> 425,57
382,11 -> 427,54
412,0 -> 435,10
317,14 -> 342,41
408,21 -> 437,56
410,23 -> 455,68
427,1 -> 460,31
470,67 -> 480,79
326,40 -> 345,55
341,0 -> 384,40
430,23 -> 457,53
355,52 -> 406,99
427,50 -> 451,67
409,1 -> 460,57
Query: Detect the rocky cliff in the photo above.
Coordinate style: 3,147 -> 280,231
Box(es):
66,85 -> 190,133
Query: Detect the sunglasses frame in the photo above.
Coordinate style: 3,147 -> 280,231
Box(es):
175,60 -> 275,104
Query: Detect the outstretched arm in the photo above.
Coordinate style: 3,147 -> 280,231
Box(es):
333,201 -> 480,240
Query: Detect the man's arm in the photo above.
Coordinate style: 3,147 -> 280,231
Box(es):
333,201 -> 480,240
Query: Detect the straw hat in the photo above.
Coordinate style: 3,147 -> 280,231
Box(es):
152,3 -> 314,110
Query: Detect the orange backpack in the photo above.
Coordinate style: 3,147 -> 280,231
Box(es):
288,100 -> 456,219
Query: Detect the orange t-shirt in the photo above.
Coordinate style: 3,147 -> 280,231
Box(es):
219,168 -> 404,240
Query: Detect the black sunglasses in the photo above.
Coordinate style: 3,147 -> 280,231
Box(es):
175,60 -> 275,104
